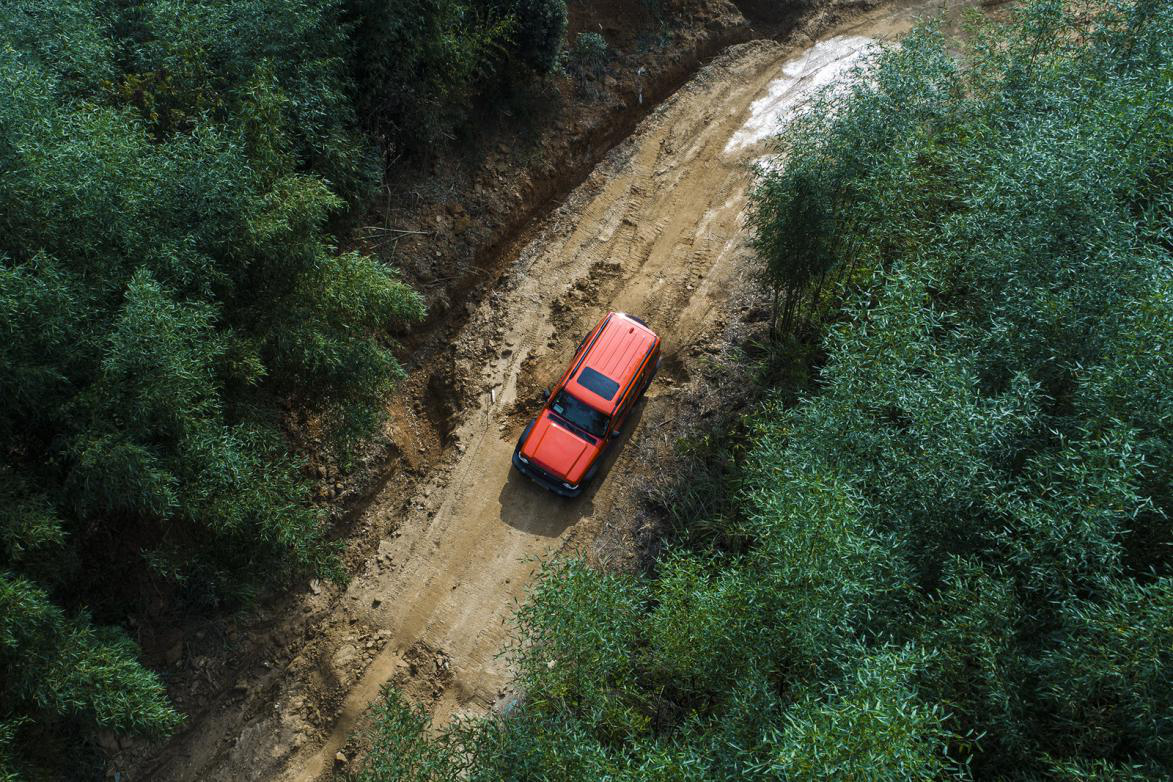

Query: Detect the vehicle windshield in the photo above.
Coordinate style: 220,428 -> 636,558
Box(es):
549,390 -> 609,438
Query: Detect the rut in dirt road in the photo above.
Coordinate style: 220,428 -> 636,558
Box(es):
131,3 -> 982,780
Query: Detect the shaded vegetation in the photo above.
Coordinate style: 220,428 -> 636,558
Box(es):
0,0 -> 571,776
352,2 -> 1172,779
348,0 -> 566,152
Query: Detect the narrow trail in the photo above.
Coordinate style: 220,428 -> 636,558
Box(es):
137,3 -> 983,780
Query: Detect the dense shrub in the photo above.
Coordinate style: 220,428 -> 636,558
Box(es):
352,2 -> 1172,779
567,32 -> 609,81
512,0 -> 568,73
0,0 -> 427,775
347,0 -> 516,151
347,0 -> 567,154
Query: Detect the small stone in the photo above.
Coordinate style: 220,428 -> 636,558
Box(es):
372,598 -> 382,608
335,751 -> 348,765
309,579 -> 322,595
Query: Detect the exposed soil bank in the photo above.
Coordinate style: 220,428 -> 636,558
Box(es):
114,2 -> 992,780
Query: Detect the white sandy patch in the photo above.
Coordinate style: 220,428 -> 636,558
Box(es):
724,35 -> 878,155
751,154 -> 784,178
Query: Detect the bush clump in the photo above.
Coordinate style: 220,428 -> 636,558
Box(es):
567,32 -> 609,79
0,0 -> 426,775
512,0 -> 569,73
349,0 -> 569,154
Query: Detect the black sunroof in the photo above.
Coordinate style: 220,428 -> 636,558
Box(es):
577,366 -> 620,400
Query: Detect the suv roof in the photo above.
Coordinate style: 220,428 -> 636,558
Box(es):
566,313 -> 657,414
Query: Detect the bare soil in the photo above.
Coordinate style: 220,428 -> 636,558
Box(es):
113,2 -> 992,780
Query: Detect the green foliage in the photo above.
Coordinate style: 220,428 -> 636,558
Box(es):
123,0 -> 375,198
350,687 -> 465,782
0,1 -> 115,97
566,32 -> 608,82
1,0 -> 574,774
0,573 -> 181,737
1039,579 -> 1173,764
645,554 -> 765,700
509,559 -> 650,743
747,25 -> 961,337
511,0 -> 568,73
0,719 -> 25,782
758,648 -> 959,780
354,2 -> 1172,779
0,572 -> 182,776
0,0 -> 436,775
347,0 -> 570,154
344,0 -> 568,155
348,0 -> 518,151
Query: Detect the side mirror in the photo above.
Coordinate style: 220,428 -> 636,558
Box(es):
542,388 -> 550,401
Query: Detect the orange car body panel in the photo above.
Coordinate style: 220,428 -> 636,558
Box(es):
515,312 -> 661,493
521,414 -> 596,484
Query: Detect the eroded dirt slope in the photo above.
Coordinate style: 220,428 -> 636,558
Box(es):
125,3 -> 984,780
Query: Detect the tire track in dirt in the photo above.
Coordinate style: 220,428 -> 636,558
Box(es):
137,4 -> 987,779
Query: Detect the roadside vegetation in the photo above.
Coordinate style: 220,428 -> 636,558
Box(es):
0,0 -> 567,777
351,1 -> 1172,779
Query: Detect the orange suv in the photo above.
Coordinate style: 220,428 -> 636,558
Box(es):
513,312 -> 661,496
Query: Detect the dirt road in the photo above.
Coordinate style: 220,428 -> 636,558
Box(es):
134,3 -> 981,779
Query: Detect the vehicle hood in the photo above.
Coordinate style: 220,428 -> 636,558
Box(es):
521,412 -> 597,484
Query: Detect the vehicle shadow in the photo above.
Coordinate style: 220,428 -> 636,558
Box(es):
496,400 -> 650,537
